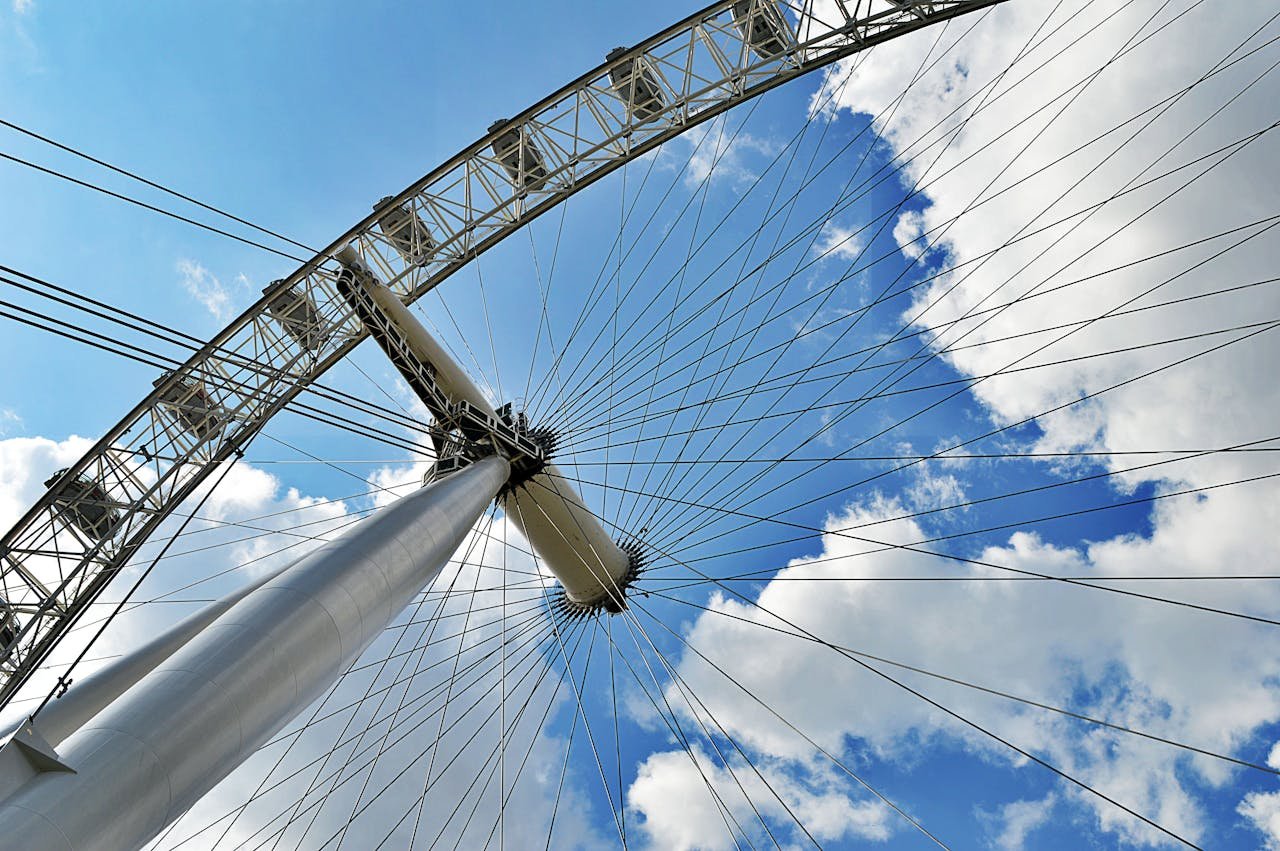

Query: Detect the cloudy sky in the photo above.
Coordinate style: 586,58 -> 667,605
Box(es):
2,1 -> 1279,848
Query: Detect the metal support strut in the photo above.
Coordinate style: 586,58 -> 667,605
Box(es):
334,247 -> 638,614
0,456 -> 510,851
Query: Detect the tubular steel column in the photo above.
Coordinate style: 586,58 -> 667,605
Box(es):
0,455 -> 509,851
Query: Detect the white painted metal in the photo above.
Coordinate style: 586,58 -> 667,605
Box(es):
336,246 -> 633,609
504,465 -> 632,609
0,456 -> 509,851
30,560 -> 289,748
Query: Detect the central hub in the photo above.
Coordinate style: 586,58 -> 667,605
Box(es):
336,245 -> 641,616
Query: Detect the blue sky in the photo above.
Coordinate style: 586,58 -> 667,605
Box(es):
2,1 -> 1280,849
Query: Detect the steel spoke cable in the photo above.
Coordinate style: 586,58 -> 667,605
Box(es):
0,296 -> 444,460
609,599 -> 823,848
522,95 -> 678,425
510,504 -> 631,848
641,107 -> 1280,551
647,588 -> 1280,776
266,506 -> 500,850
537,11 -> 997,435
522,465 -> 942,849
653,142 -> 1280,555
541,630 -> 583,851
0,149 -> 311,263
623,465 -> 1280,590
519,194 -> 572,417
165,605 -> 560,850
557,257 -> 1280,443
548,6 -> 1273,450
413,518 -> 499,817
516,485 -> 762,846
547,119 -> 1280,450
470,628 -> 582,851
635,0 -> 1234,546
613,106 -> 763,535
626,4 -> 1039,540
627,596 -> 952,848
538,1 -> 1063,431
539,0 -> 1165,435
629,591 -> 1201,849
292,506 -> 511,848
618,34 -> 880,536
598,580 -> 757,849
205,599 -> 549,847
649,434 -> 1280,567
543,446 -> 1280,631
525,60 -> 805,428
351,611 -> 584,850
546,244 -> 1280,446
529,31 -> 912,431
612,597 -> 789,848
233,614 -> 575,851
0,291 -> 434,450
448,637 -> 577,851
642,573 -> 1280,590
558,315 -> 1280,453
220,596 -> 570,851
433,617 -> 591,851
606,616 -> 626,847
528,90 -> 777,433
0,264 -> 434,437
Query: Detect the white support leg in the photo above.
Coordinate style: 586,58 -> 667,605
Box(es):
0,456 -> 510,851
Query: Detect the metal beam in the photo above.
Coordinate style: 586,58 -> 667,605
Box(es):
335,248 -> 634,611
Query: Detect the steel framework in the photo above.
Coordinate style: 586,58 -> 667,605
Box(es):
0,0 -> 1009,710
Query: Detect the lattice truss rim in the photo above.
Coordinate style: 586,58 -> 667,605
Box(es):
0,0 -> 1009,708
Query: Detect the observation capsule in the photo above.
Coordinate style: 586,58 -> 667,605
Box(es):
263,281 -> 330,352
153,372 -> 228,441
606,47 -> 666,122
733,0 -> 793,61
374,196 -> 438,266
488,119 -> 549,192
44,468 -> 120,542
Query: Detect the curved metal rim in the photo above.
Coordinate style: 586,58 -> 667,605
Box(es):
0,0 -> 1010,710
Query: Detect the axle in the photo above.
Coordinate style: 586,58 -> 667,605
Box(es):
335,247 -> 637,613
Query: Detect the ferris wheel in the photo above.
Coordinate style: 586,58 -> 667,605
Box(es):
1,0 -> 1279,848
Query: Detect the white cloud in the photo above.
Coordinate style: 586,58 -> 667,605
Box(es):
814,220 -> 865,262
632,7 -> 1280,836
177,259 -> 248,323
982,793 -> 1056,850
891,209 -> 928,263
654,481 -> 1280,846
628,746 -> 892,851
11,0 -> 32,15
1237,743 -> 1280,848
669,114 -> 780,192
677,1 -> 1280,841
814,217 -> 865,261
0,408 -> 22,437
